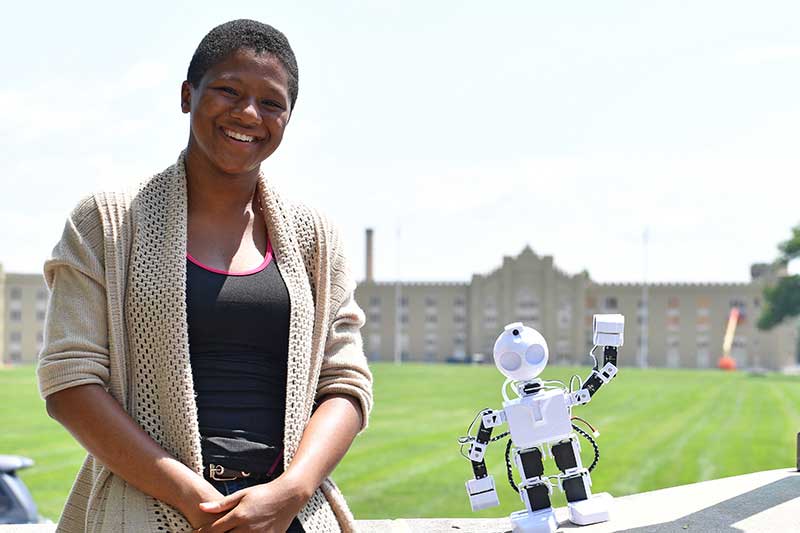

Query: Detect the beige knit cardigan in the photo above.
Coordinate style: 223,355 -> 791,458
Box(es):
36,154 -> 373,532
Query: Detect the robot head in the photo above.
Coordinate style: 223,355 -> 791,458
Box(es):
493,322 -> 549,381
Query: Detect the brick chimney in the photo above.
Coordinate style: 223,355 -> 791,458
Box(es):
365,228 -> 374,282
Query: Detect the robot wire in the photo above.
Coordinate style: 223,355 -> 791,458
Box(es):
572,424 -> 600,472
504,439 -> 519,493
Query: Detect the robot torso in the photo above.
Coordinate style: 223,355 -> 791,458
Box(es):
503,388 -> 572,449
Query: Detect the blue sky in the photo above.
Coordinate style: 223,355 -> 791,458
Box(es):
1,1 -> 799,283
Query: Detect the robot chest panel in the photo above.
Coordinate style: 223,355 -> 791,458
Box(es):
503,389 -> 572,448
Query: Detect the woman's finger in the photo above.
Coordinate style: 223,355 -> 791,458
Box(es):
204,510 -> 239,533
199,491 -> 245,513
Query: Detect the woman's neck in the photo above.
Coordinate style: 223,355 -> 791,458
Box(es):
184,146 -> 261,217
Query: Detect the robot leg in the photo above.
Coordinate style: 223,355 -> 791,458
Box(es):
552,436 -> 613,526
509,447 -> 558,533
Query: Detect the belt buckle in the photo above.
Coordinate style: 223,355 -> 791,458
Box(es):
209,464 -> 241,481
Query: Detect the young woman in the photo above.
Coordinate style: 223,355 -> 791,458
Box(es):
37,19 -> 372,533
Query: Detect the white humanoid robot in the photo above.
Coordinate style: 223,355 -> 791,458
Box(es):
460,314 -> 624,533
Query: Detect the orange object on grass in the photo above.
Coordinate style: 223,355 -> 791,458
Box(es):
718,356 -> 737,371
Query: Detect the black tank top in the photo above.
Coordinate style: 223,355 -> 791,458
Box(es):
186,241 -> 291,473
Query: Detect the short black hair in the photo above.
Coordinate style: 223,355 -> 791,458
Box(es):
187,19 -> 299,108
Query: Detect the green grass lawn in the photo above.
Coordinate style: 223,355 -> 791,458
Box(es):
2,363 -> 800,521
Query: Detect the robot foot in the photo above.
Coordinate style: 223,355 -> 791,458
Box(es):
510,508 -> 558,533
567,492 -> 613,526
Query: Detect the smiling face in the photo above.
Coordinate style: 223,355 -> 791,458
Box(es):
181,48 -> 292,179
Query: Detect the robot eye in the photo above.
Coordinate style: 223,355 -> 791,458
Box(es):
512,329 -> 519,336
499,351 -> 522,371
525,344 -> 546,365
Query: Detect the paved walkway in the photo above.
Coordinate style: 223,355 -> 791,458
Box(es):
2,469 -> 798,532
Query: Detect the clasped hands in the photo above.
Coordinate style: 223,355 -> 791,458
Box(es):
189,474 -> 310,533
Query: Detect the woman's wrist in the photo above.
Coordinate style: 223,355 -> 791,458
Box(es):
170,472 -> 221,517
279,468 -> 317,503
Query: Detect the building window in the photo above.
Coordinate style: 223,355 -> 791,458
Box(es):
697,348 -> 710,368
696,335 -> 710,348
10,287 -> 22,300
604,297 -> 618,310
399,333 -> 410,352
36,331 -> 44,343
668,297 -> 680,309
667,316 -> 680,332
558,301 -> 572,329
369,296 -> 381,307
399,296 -> 409,308
730,298 -> 747,309
667,335 -> 680,348
368,334 -> 381,351
36,310 -> 46,321
666,348 -> 680,368
10,331 -> 22,342
516,291 -> 540,326
10,310 -> 22,322
730,299 -> 748,323
368,312 -> 381,324
10,351 -> 22,363
556,339 -> 571,358
425,314 -> 438,330
454,296 -> 466,307
36,289 -> 48,301
425,296 -> 437,307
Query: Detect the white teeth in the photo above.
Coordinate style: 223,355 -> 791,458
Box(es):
224,129 -> 256,142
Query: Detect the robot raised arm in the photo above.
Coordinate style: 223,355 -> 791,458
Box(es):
569,314 -> 624,407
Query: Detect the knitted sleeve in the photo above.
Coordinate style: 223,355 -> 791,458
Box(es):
314,219 -> 374,431
37,195 -> 111,400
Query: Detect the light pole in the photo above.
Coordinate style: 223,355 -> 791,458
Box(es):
394,224 -> 403,365
640,227 -> 649,368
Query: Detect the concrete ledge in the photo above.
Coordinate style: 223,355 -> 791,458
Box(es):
357,468 -> 800,532
3,469 -> 798,532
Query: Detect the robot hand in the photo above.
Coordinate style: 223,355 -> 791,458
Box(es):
593,314 -> 624,348
466,475 -> 500,511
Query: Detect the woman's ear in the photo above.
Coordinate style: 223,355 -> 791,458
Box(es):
180,81 -> 192,114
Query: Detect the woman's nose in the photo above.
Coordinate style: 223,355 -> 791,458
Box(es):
230,98 -> 260,124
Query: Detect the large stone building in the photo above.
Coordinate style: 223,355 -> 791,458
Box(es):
1,266 -> 48,365
355,240 -> 799,371
2,241 -> 798,370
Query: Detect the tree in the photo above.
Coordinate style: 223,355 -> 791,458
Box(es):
757,223 -> 800,330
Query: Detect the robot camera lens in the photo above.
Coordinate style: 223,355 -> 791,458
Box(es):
512,329 -> 519,336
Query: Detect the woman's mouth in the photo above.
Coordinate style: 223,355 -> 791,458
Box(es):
222,127 -> 260,143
